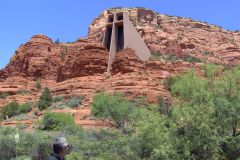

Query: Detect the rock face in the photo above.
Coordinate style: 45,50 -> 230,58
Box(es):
88,8 -> 240,66
0,35 -> 108,82
0,7 -> 239,128
112,48 -> 145,75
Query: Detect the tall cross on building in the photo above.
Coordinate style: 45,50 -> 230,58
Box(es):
102,12 -> 151,74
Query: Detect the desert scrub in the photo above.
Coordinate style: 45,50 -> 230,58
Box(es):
67,96 -> 84,108
52,96 -> 64,102
35,79 -> 41,90
39,111 -> 75,131
37,87 -> 52,110
0,102 -> 32,120
16,89 -> 32,95
60,46 -> 68,61
0,93 -> 10,99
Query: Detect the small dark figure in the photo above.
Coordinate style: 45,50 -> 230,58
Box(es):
48,137 -> 69,160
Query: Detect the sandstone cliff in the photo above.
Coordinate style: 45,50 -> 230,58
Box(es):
88,7 -> 240,66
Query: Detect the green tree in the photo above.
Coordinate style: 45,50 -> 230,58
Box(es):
37,87 -> 52,110
92,92 -> 135,129
40,112 -> 75,131
131,108 -> 176,159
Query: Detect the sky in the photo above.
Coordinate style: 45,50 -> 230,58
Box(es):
0,0 -> 240,69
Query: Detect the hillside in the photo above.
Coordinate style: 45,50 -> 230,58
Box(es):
0,7 -> 239,129
0,7 -> 240,160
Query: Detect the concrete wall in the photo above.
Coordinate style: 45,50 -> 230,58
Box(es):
103,12 -> 151,74
123,12 -> 151,61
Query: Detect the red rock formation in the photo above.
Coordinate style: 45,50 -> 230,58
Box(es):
88,8 -> 240,66
112,48 -> 145,75
0,35 -> 108,82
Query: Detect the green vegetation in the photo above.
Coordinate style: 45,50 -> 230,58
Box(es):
66,96 -> 84,108
92,92 -> 135,129
0,65 -> 240,159
150,51 -> 201,62
52,96 -> 64,103
0,93 -> 10,99
51,96 -> 84,109
37,87 -> 52,110
202,50 -> 214,56
0,102 -> 32,120
60,46 -> 67,61
18,103 -> 32,114
35,79 -> 41,90
39,112 -> 75,131
16,89 -> 32,95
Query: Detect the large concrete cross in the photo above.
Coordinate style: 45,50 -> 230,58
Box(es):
102,12 -> 151,74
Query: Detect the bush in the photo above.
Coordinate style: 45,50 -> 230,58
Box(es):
0,136 -> 16,159
67,97 -> 84,108
37,87 -> 52,110
163,76 -> 177,91
1,102 -> 20,119
35,79 -> 41,90
66,152 -> 84,160
183,55 -> 201,63
61,125 -> 83,138
52,96 -> 64,102
31,132 -> 52,160
16,132 -> 35,156
13,156 -> 31,160
0,102 -> 32,120
18,103 -> 32,114
92,92 -> 135,129
16,90 -> 31,95
0,92 -> 10,99
60,46 -> 67,61
40,112 -> 75,131
0,128 -> 53,160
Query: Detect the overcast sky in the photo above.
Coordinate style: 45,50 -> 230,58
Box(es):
0,0 -> 240,69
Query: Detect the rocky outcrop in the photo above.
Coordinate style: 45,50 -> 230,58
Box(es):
88,8 -> 240,66
112,48 -> 145,75
0,35 -> 108,82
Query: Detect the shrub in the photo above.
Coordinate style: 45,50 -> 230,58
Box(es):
40,112 -> 75,131
149,51 -> 162,60
203,51 -> 214,56
157,96 -> 171,115
52,96 -> 64,102
183,55 -> 201,63
0,92 -> 10,99
14,156 -> 31,160
60,46 -> 67,61
0,126 -> 15,135
163,76 -> 177,91
92,92 -> 135,129
31,132 -> 52,160
16,132 -> 35,156
16,90 -> 31,95
1,102 -> 32,120
1,102 -> 20,119
60,125 -> 84,138
16,123 -> 29,130
35,79 -> 41,90
55,38 -> 60,44
18,103 -> 32,114
67,97 -> 84,108
37,87 -> 52,110
0,136 -> 16,159
66,152 -> 84,160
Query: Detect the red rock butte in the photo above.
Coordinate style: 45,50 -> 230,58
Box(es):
0,7 -> 240,129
